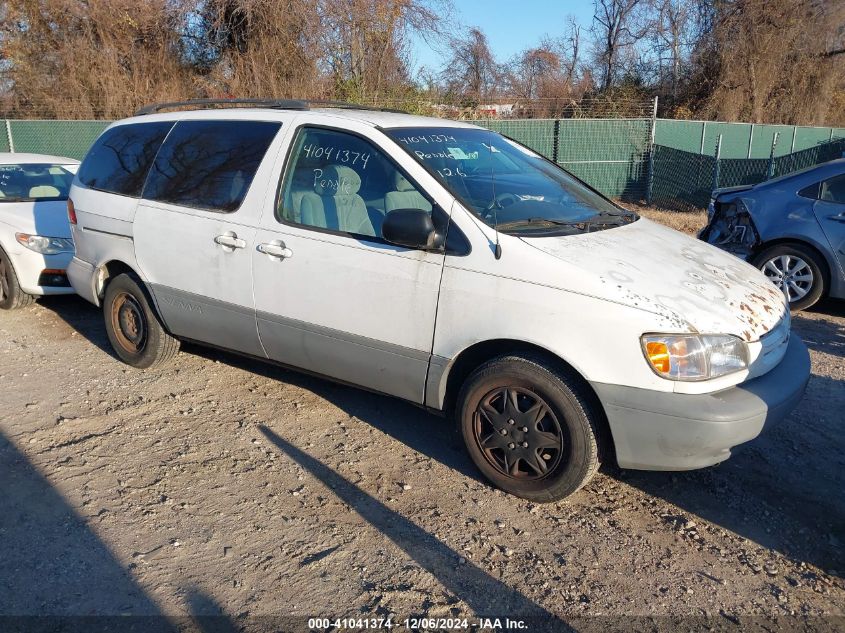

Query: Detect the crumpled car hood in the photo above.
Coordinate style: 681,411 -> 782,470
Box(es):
522,218 -> 786,341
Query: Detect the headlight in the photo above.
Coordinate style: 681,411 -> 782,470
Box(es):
15,233 -> 74,255
641,333 -> 748,381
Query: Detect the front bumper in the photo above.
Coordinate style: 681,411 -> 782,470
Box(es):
591,336 -> 810,470
10,248 -> 74,296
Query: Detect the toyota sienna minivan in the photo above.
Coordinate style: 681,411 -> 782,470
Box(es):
67,99 -> 810,501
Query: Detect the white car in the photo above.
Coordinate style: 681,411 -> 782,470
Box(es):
67,100 -> 809,501
0,153 -> 79,309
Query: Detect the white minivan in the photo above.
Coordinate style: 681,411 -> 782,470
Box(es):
67,100 -> 810,501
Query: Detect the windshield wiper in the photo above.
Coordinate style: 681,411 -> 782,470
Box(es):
497,217 -> 575,230
498,212 -> 635,231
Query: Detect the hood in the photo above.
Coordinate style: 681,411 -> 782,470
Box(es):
0,200 -> 71,238
713,184 -> 755,198
522,218 -> 786,341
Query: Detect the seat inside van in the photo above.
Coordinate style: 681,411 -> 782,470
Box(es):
385,172 -> 432,213
300,165 -> 375,236
29,185 -> 61,198
286,168 -> 316,223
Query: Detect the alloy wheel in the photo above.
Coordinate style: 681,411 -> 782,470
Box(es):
761,255 -> 814,303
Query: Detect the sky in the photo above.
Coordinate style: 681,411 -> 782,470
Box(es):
409,0 -> 596,74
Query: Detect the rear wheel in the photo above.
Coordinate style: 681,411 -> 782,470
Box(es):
0,247 -> 35,310
457,354 -> 601,502
103,273 -> 180,368
752,243 -> 826,311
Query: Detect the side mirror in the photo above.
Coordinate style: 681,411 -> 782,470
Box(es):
382,208 -> 441,250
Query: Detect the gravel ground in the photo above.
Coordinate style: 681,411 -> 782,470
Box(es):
1,250 -> 843,631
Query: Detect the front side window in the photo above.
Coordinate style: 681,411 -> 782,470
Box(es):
143,120 -> 281,212
820,173 -> 845,204
278,127 -> 432,238
385,126 -> 636,235
77,122 -> 173,197
0,164 -> 74,201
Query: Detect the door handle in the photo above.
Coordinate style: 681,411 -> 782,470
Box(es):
829,214 -> 845,223
214,232 -> 247,251
257,240 -> 293,260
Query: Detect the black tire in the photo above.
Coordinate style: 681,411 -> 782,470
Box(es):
457,354 -> 601,502
751,243 -> 827,312
0,246 -> 35,310
103,273 -> 180,368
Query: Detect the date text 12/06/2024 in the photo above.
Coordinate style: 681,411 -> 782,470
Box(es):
308,617 -> 530,630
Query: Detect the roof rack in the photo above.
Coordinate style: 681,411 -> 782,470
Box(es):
135,98 -> 310,115
134,98 -> 409,116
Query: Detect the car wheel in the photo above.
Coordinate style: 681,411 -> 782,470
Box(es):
457,354 -> 602,502
103,273 -> 180,368
0,246 -> 35,310
752,243 -> 826,311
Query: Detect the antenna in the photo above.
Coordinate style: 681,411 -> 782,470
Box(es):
488,141 -> 502,259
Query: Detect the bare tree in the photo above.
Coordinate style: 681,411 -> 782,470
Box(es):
1,0 -> 194,118
650,0 -> 696,101
319,0 -> 452,101
700,0 -> 845,124
562,15 -> 583,87
442,27 -> 499,105
590,0 -> 647,91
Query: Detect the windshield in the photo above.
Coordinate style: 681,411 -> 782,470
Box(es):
385,127 -> 636,234
0,163 -> 74,202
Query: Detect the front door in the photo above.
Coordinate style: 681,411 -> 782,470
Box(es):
252,123 -> 449,402
133,119 -> 283,357
813,173 -> 845,274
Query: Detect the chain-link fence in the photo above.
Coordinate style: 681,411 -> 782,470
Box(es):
3,100 -> 844,209
2,120 -> 109,160
476,117 -> 652,200
0,103 -> 656,200
649,137 -> 845,211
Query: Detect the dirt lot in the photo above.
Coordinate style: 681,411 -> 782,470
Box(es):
1,214 -> 843,632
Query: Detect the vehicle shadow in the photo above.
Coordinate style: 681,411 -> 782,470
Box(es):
37,294 -> 483,481
618,371 -> 845,578
0,429 -> 176,631
41,294 -> 844,580
257,424 -> 574,629
795,298 -> 845,358
37,294 -> 119,360
189,342 -> 481,480
183,588 -> 240,633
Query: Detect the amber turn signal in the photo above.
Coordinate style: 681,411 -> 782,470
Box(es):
645,341 -> 671,374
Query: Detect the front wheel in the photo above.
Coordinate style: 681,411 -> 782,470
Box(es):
457,355 -> 602,502
0,246 -> 35,310
752,243 -> 826,311
103,273 -> 180,368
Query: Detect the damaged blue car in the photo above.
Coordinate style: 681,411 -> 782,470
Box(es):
700,158 -> 845,311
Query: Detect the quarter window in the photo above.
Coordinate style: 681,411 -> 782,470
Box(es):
820,173 -> 845,204
77,122 -> 173,197
798,182 -> 820,199
143,120 -> 281,212
278,127 -> 432,238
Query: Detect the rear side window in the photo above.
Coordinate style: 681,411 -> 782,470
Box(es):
77,122 -> 173,197
820,173 -> 845,204
798,182 -> 820,199
142,120 -> 281,212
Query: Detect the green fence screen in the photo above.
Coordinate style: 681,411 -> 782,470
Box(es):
6,120 -> 110,160
3,117 -> 842,208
